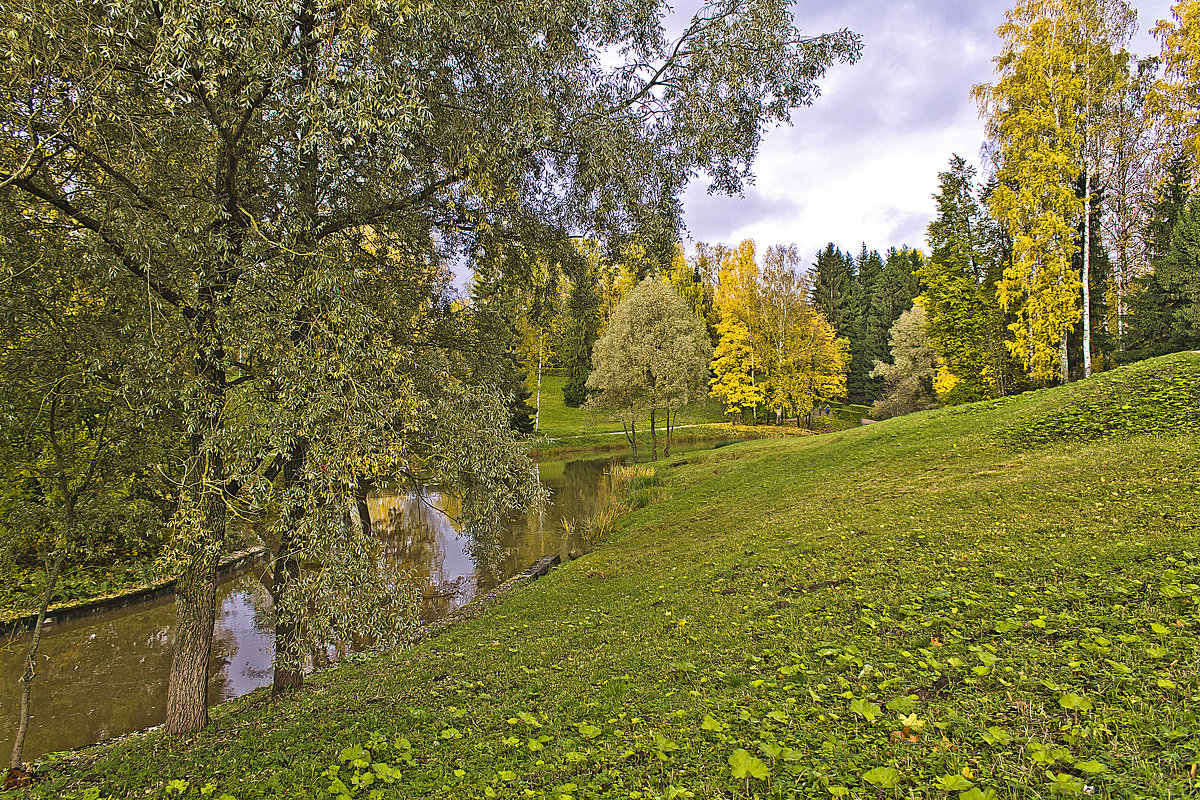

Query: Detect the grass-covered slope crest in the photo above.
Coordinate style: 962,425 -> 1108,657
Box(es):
995,352 -> 1200,448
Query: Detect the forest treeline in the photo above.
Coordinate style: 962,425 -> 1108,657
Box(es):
503,0 -> 1200,427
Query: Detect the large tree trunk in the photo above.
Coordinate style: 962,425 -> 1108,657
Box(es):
271,524 -> 304,694
272,444 -> 307,695
10,549 -> 68,769
164,501 -> 223,735
165,399 -> 228,735
355,477 -> 374,539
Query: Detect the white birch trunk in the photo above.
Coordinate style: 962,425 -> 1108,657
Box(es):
1083,167 -> 1092,378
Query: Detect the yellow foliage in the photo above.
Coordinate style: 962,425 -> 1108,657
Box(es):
1151,1 -> 1200,176
933,362 -> 960,404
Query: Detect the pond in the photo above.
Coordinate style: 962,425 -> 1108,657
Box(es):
0,444 -> 714,760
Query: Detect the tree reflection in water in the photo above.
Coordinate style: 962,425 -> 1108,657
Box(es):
0,446 -> 693,760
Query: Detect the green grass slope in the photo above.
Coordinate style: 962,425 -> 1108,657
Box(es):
21,353 -> 1200,800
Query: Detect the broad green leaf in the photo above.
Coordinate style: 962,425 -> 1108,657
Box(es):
1058,693 -> 1093,712
937,774 -> 974,791
959,789 -> 998,800
982,726 -> 1012,746
861,766 -> 903,788
849,698 -> 881,722
728,749 -> 770,781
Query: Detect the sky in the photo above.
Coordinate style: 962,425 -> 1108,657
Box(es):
680,0 -> 1179,266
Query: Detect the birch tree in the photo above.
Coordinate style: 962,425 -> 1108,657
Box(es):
975,0 -> 1132,383
709,319 -> 763,422
1151,0 -> 1200,175
759,245 -> 807,423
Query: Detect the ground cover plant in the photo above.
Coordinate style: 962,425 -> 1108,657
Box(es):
0,561 -> 163,619
10,353 -> 1199,799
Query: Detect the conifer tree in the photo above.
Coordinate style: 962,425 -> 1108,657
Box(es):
847,246 -> 886,403
561,249 -> 603,408
919,156 -> 1011,401
468,273 -> 539,434
810,244 -> 855,334
1126,195 -> 1200,357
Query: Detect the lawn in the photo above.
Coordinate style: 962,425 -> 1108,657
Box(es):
530,376 -> 729,439
17,353 -> 1200,800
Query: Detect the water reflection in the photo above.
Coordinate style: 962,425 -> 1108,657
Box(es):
0,568 -> 275,760
0,446 -> 687,760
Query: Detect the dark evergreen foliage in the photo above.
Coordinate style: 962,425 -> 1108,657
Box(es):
469,274 -> 538,434
1125,198 -> 1200,360
561,269 -> 602,408
1122,156 -> 1200,362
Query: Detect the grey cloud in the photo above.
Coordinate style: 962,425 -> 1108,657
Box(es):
884,209 -> 931,250
682,184 -> 800,243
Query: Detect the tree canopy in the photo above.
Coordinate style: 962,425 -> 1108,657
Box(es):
0,0 -> 862,734
587,278 -> 712,460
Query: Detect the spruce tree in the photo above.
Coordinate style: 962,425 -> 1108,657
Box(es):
919,155 -> 1010,401
810,244 -> 854,333
561,269 -> 602,408
846,246 -> 885,403
1125,197 -> 1200,359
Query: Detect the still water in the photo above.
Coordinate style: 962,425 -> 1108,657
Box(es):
0,447 -> 670,760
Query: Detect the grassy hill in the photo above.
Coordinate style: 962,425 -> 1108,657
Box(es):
23,353 -> 1200,799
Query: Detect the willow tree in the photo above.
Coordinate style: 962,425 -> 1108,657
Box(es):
0,0 -> 859,736
0,207 -> 178,770
587,279 -> 713,460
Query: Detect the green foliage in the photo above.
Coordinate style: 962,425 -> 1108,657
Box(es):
728,748 -> 769,781
587,278 -> 713,445
810,244 -> 855,335
870,306 -> 940,420
561,251 -> 604,409
861,766 -> 903,789
919,155 -> 1010,402
1124,196 -> 1200,360
1000,351 -> 1200,446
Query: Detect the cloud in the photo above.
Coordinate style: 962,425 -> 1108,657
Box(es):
682,186 -> 800,242
682,0 -> 1176,265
